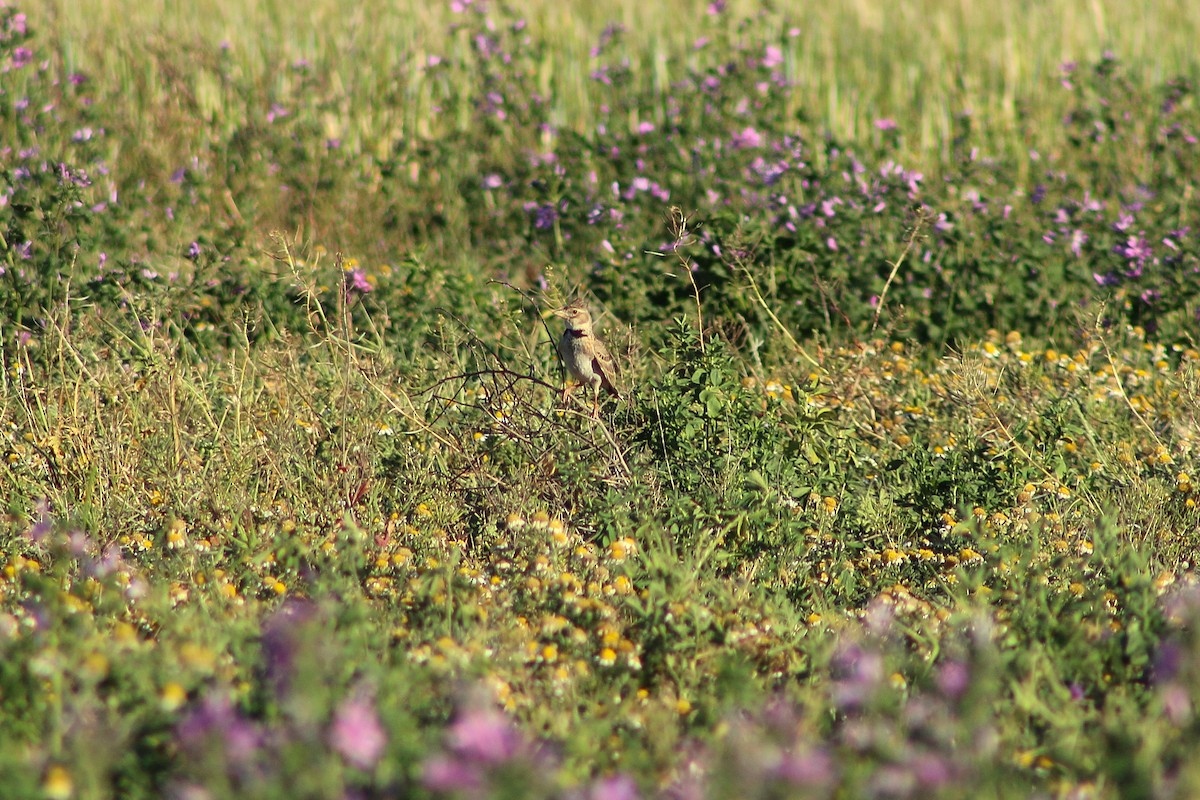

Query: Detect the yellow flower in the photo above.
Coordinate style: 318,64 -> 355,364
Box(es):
609,538 -> 636,561
161,682 -> 188,712
166,518 -> 187,549
43,766 -> 72,800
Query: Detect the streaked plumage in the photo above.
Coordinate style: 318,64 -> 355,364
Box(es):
553,300 -> 619,416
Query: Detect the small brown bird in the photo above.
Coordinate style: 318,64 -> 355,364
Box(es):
553,300 -> 620,417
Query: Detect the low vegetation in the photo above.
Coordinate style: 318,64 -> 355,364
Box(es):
3,1 -> 1200,797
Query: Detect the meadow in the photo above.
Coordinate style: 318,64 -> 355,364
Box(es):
3,0 -> 1200,797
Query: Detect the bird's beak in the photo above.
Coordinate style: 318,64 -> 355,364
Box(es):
550,307 -> 568,319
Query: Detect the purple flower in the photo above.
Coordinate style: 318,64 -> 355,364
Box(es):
1114,234 -> 1152,265
526,202 -> 558,230
176,692 -> 262,765
912,753 -> 954,788
588,774 -> 640,800
936,660 -> 970,699
706,0 -> 727,14
830,644 -> 884,710
422,755 -> 482,793
448,707 -> 523,764
774,747 -> 835,787
482,174 -> 503,189
762,45 -> 783,68
329,696 -> 387,770
346,268 -> 373,295
266,103 -> 289,123
1161,683 -> 1192,725
731,126 -> 763,149
874,118 -> 898,131
1154,641 -> 1185,683
1069,229 -> 1088,257
24,499 -> 53,544
260,599 -> 318,697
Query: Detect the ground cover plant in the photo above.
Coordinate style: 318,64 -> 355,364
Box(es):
3,0 -> 1200,797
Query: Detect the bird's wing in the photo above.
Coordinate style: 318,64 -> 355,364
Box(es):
591,343 -> 620,398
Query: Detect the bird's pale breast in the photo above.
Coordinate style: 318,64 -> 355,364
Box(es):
558,333 -> 601,386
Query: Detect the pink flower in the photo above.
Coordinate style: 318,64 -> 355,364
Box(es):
345,268 -> 373,295
449,707 -> 522,764
589,774 -> 640,800
423,756 -> 482,792
329,697 -> 387,770
731,126 -> 762,149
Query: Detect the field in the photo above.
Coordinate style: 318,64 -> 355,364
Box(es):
3,0 -> 1200,797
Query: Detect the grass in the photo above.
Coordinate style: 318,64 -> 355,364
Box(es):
40,0 -> 1200,170
3,0 -> 1200,797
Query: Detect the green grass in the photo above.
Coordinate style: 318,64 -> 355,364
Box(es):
40,0 -> 1200,171
3,0 -> 1200,797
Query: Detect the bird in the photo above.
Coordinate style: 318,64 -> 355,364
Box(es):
553,300 -> 620,417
